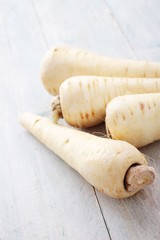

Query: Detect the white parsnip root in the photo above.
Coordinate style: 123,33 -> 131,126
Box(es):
52,76 -> 160,128
20,112 -> 155,198
106,93 -> 160,148
41,46 -> 160,95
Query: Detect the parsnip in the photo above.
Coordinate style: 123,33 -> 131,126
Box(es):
41,46 -> 160,95
20,112 -> 155,198
106,93 -> 160,148
52,76 -> 160,128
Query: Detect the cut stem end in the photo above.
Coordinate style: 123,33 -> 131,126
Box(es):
125,165 -> 155,192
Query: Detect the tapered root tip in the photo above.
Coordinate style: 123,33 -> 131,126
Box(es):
19,112 -> 41,131
51,95 -> 63,123
125,165 -> 155,192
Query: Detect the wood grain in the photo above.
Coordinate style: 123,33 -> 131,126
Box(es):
94,1 -> 160,239
0,0 -> 109,239
32,0 -> 135,58
1,0 -> 160,239
105,0 -> 160,61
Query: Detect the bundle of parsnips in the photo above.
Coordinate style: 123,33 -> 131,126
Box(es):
20,46 -> 160,198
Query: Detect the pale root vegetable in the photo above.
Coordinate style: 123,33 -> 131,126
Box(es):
52,76 -> 160,128
41,46 -> 160,95
20,112 -> 155,198
106,93 -> 160,148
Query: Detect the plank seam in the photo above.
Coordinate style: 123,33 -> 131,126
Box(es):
31,0 -> 49,49
104,0 -> 138,59
93,188 -> 112,240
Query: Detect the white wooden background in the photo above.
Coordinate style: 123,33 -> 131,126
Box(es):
1,0 -> 160,239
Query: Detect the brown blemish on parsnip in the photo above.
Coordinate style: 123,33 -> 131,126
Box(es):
80,113 -> 84,119
85,113 -> 89,119
147,104 -> 151,110
122,114 -> 126,120
99,188 -> 105,193
91,110 -> 95,117
139,102 -> 144,111
52,87 -> 56,93
130,110 -> 133,116
33,118 -> 40,127
64,139 -> 69,144
116,151 -> 121,155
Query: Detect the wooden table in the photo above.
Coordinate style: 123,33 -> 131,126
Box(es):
1,0 -> 160,239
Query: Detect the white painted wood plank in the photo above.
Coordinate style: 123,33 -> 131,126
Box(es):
86,126 -> 160,239
93,141 -> 160,240
105,0 -> 160,61
88,1 -> 160,239
0,1 -> 110,240
33,1 -> 160,239
1,0 -> 160,239
32,0 -> 135,59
